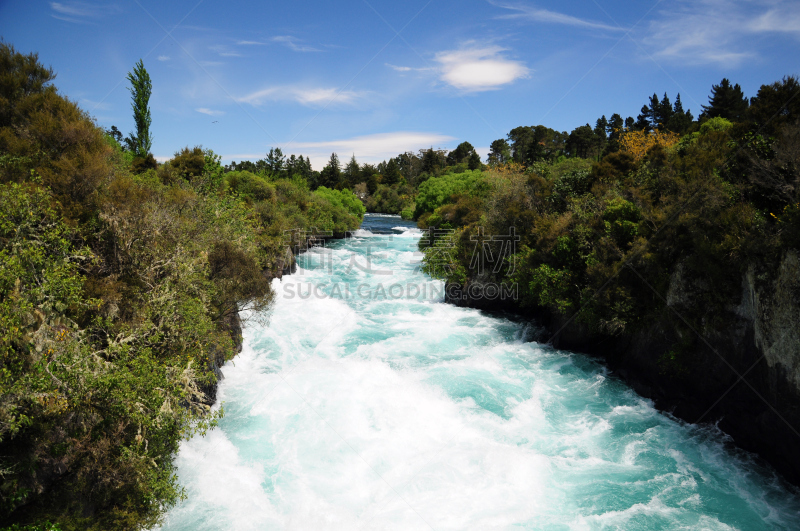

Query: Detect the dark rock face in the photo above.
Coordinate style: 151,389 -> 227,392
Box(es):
449,250 -> 800,485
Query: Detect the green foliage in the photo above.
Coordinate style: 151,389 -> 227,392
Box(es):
224,170 -> 275,202
125,60 -> 152,157
365,184 -> 414,215
700,117 -> 733,134
313,186 -> 366,219
0,46 -> 362,530
413,170 -> 486,219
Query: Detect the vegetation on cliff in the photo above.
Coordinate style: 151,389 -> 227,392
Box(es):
415,77 -> 799,379
0,45 -> 362,530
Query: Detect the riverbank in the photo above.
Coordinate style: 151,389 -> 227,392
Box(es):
158,216 -> 800,530
443,248 -> 800,485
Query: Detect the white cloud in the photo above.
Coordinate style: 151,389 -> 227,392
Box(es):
238,86 -> 366,106
489,1 -> 624,31
196,108 -> 224,116
644,0 -> 800,66
748,5 -> 800,34
210,44 -> 242,57
435,45 -> 529,92
285,131 -> 457,170
81,98 -> 111,111
272,36 -> 321,53
236,40 -> 266,46
385,63 -> 433,73
50,1 -> 119,22
157,55 -> 170,61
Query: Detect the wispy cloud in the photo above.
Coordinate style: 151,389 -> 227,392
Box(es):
272,36 -> 321,53
81,98 -> 111,111
235,37 -> 321,52
489,1 -> 624,31
238,86 -> 366,106
157,55 -> 170,61
385,63 -> 433,73
50,1 -> 120,23
210,44 -> 242,58
196,108 -> 224,116
285,131 -> 457,169
435,44 -> 529,92
644,0 -> 800,66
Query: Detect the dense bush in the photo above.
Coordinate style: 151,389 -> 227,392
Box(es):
0,44 -> 360,530
413,170 -> 487,219
313,186 -> 366,219
420,107 -> 800,343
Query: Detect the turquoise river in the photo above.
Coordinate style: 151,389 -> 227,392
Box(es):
159,214 -> 800,530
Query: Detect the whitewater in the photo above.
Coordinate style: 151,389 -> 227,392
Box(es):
159,214 -> 800,530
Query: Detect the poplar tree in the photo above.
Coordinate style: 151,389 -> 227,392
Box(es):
126,59 -> 152,157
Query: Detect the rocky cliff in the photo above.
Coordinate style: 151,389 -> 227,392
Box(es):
447,251 -> 800,484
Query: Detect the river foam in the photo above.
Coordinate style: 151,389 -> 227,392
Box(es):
158,214 -> 800,530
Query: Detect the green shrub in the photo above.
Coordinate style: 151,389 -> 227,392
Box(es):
414,170 -> 486,218
313,186 -> 366,219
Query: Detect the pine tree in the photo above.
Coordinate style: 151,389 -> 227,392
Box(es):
468,151 -> 482,170
319,152 -> 341,189
265,147 -> 285,178
382,158 -> 402,185
446,141 -> 476,165
345,154 -> 360,188
666,93 -> 694,133
607,114 -> 624,140
657,93 -> 673,129
701,78 -> 749,121
635,104 -> 652,132
125,59 -> 152,157
488,138 -> 511,165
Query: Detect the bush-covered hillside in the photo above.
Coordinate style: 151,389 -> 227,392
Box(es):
0,44 -> 362,530
417,77 -> 800,371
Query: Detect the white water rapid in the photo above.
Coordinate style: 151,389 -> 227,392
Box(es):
159,214 -> 800,530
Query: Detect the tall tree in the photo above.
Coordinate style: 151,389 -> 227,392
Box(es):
126,59 -> 152,157
344,154 -> 360,188
701,78 -> 749,121
382,158 -> 402,185
446,141 -> 476,165
318,152 -> 341,189
607,114 -> 624,140
488,138 -> 511,165
747,76 -> 800,135
420,148 -> 442,175
566,124 -> 595,158
656,93 -> 673,128
666,94 -> 694,133
468,151 -> 482,170
265,147 -> 285,178
635,102 -> 653,132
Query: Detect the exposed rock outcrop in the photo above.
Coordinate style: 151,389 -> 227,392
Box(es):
450,251 -> 800,484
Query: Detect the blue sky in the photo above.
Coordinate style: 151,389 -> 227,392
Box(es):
2,0 -> 799,168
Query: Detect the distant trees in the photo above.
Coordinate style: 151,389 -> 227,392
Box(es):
488,138 -> 511,165
701,78 -> 749,122
344,154 -> 361,188
382,158 -> 402,185
125,59 -> 152,157
446,141 -> 477,165
506,125 -> 567,165
635,92 -> 693,133
224,151 -> 313,183
319,152 -> 341,188
566,124 -> 596,159
746,76 -> 800,135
